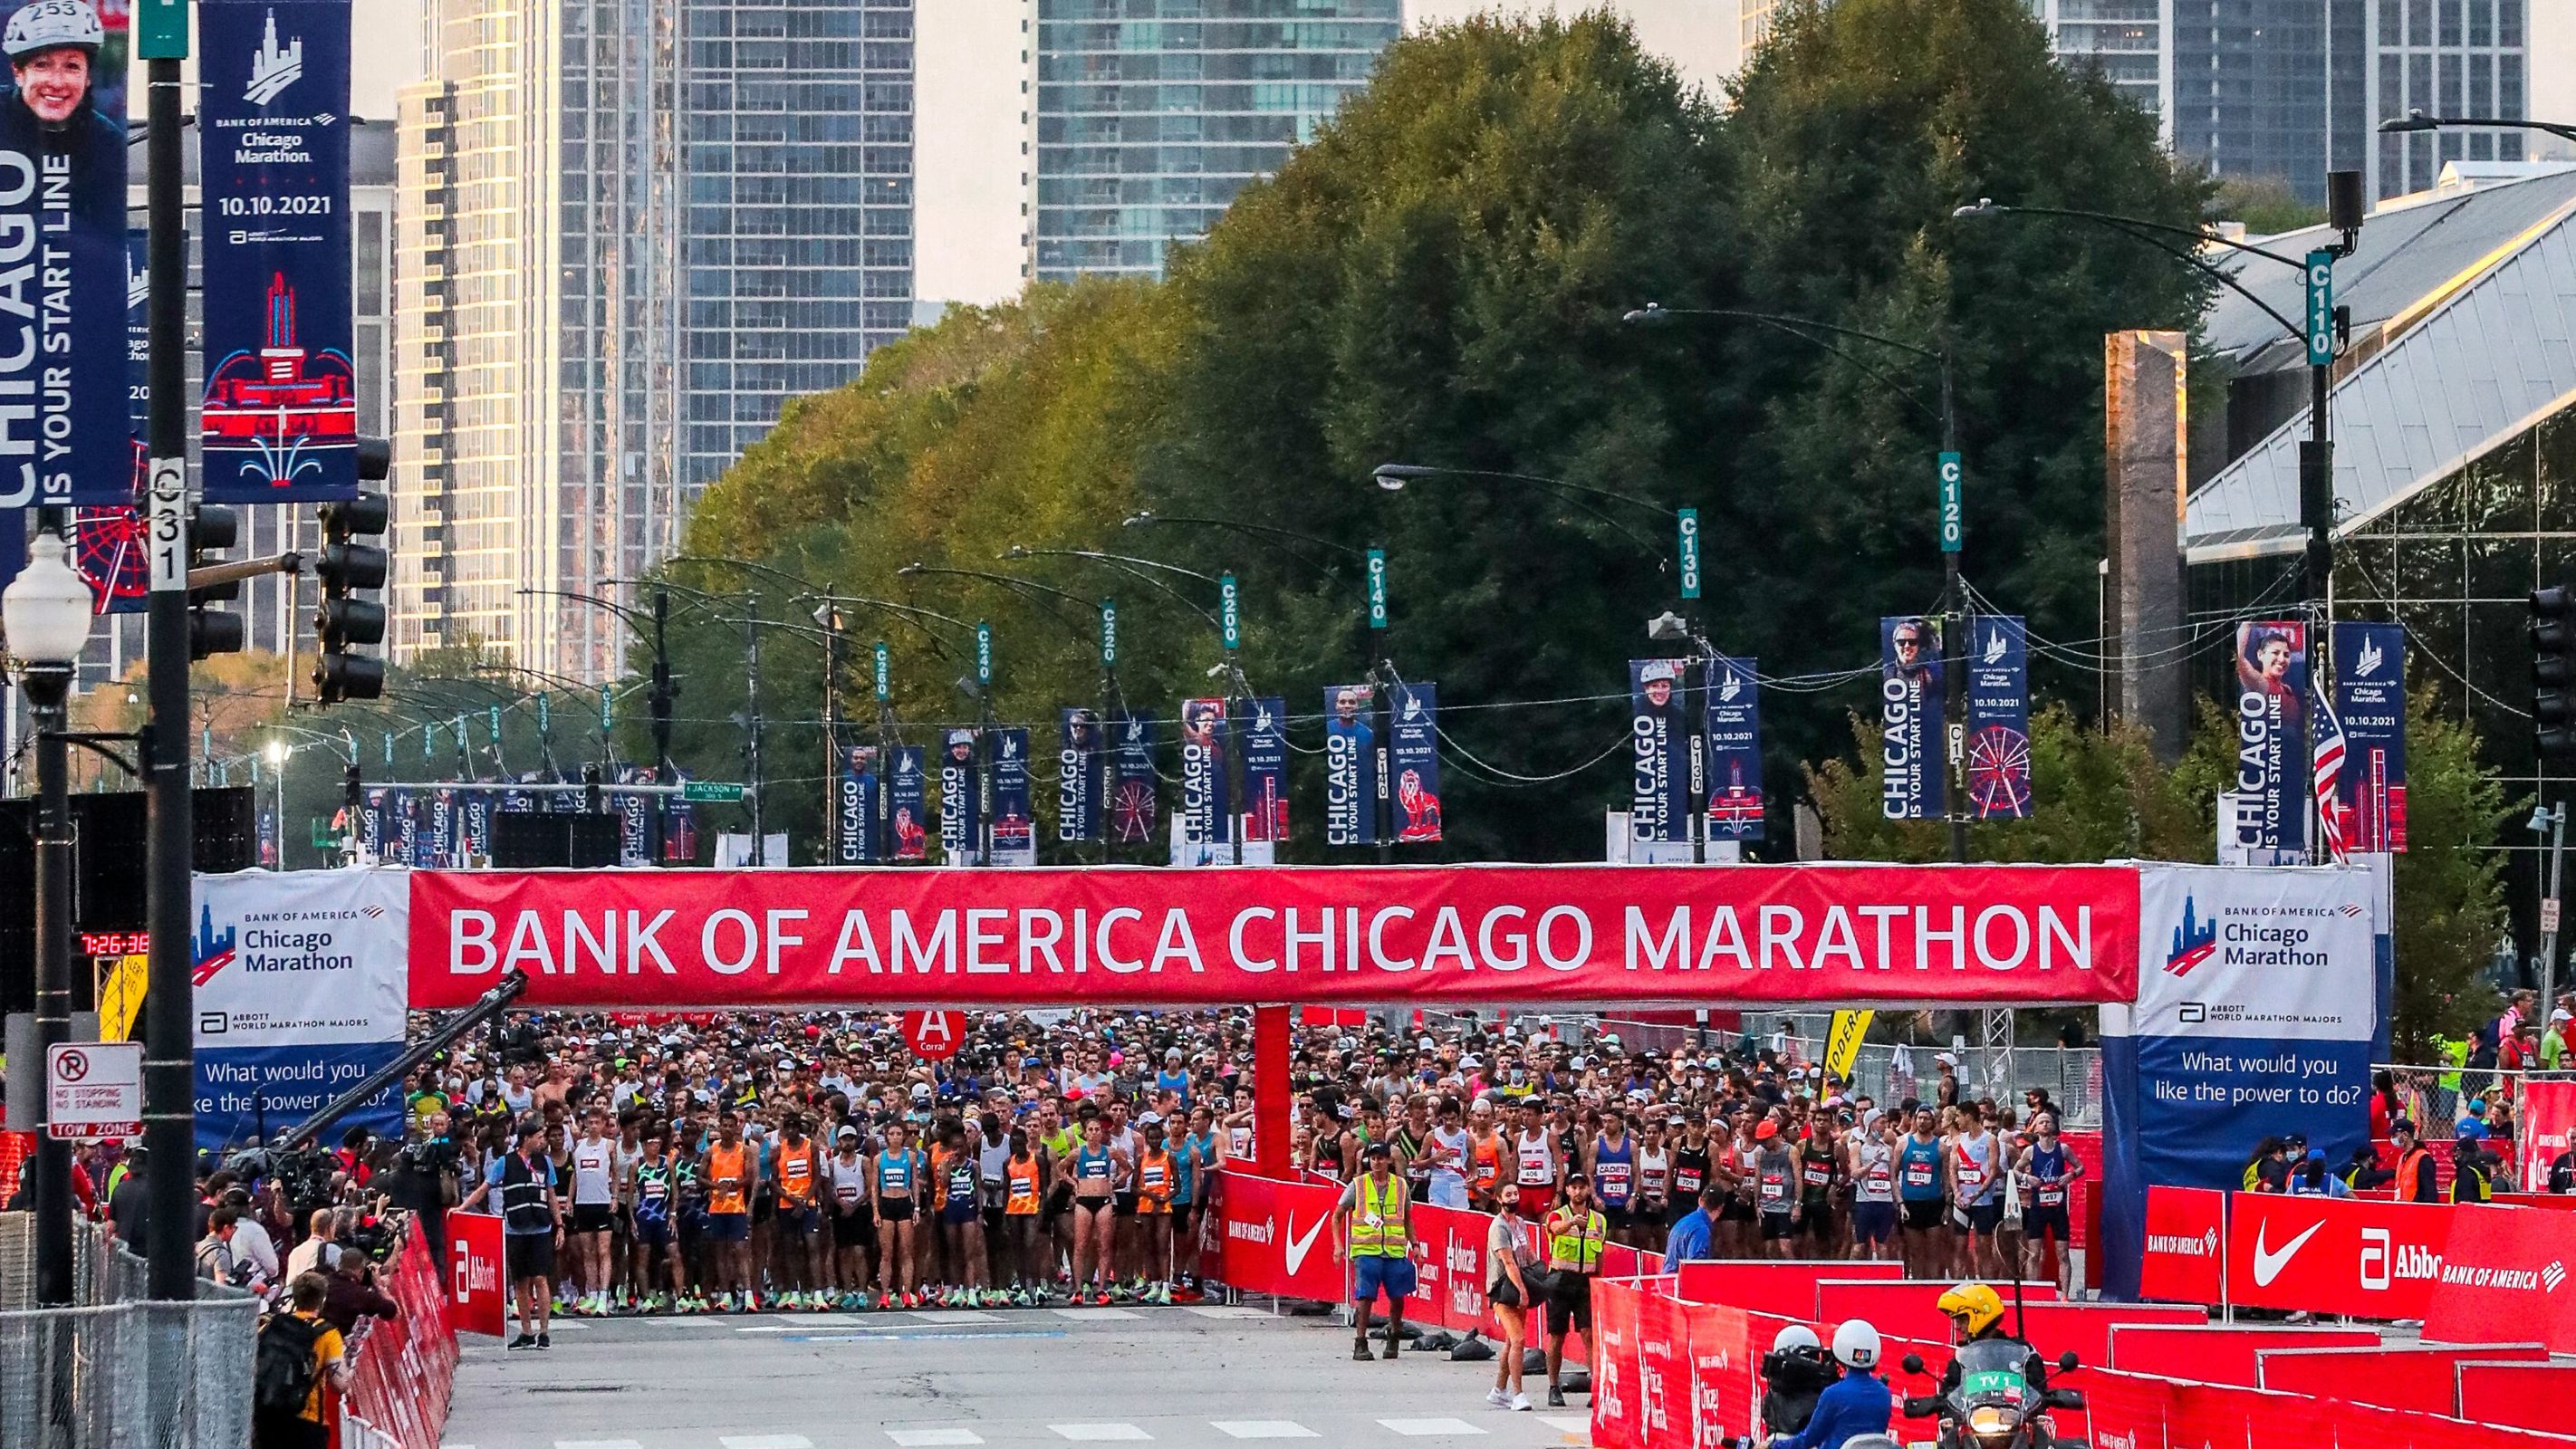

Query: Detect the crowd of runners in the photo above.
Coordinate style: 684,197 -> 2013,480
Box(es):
361,1007 -> 2092,1345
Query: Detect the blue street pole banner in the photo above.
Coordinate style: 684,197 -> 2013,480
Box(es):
836,745 -> 878,863
385,787 -> 415,864
1966,614 -> 2033,820
990,726 -> 1034,865
1705,654 -> 1764,841
58,229 -> 153,614
1179,698 -> 1229,848
358,786 -> 382,857
460,789 -> 491,860
424,787 -> 456,867
191,868 -> 409,1153
937,727 -> 979,864
2097,865 -> 2378,1300
1388,681 -> 1442,844
1058,708 -> 1103,843
1879,617 -> 1944,820
2232,620 -> 2309,855
1323,684 -> 1378,848
198,0 -> 359,502
612,769 -> 648,865
0,0 -> 128,510
1111,713 -> 1158,846
667,771 -> 700,864
1242,696 -> 1288,844
2332,623 -> 2407,853
889,745 -> 928,861
1629,659 -> 1691,845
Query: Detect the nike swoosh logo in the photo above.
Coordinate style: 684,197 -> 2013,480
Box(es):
2251,1219 -> 2324,1286
1283,1214 -> 1329,1276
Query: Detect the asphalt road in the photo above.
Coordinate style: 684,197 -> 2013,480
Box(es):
441,1305 -> 1596,1449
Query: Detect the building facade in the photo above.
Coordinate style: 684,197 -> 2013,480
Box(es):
395,0 -> 914,681
1030,0 -> 1401,283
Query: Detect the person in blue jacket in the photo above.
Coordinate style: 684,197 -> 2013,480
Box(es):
1772,1319 -> 1891,1449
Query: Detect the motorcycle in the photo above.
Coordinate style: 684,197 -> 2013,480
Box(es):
1896,1342 -> 2087,1449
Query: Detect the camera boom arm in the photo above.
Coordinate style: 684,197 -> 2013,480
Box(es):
263,970 -> 530,1153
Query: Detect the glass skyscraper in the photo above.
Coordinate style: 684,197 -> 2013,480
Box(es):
393,0 -> 913,682
1032,0 -> 1402,283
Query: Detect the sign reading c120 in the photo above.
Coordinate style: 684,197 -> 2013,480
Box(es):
407,865 -> 2142,1009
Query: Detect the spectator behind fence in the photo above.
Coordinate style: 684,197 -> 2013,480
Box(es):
321,1243 -> 401,1334
197,1206 -> 243,1287
252,1271 -> 347,1449
284,1209 -> 340,1283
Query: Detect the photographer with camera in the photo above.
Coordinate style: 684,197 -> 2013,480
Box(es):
387,1108 -> 463,1279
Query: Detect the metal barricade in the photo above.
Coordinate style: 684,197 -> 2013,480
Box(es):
0,1213 -> 260,1449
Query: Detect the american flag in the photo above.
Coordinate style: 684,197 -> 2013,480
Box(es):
2312,671 -> 2350,864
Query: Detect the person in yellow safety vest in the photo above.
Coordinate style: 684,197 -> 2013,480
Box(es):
1542,1172 -> 1607,1408
1332,1138 -> 1416,1363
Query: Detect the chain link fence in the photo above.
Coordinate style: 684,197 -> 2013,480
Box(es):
0,1213 -> 259,1449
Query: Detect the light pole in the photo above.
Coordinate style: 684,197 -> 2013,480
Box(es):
2533,803 -> 2567,1040
5,523 -> 96,1307
265,738 -> 290,868
1625,302 -> 1966,862
1956,179 -> 2366,862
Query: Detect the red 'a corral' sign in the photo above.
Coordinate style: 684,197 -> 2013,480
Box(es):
407,865 -> 2141,1010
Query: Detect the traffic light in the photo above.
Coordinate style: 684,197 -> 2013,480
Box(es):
2534,585 -> 2576,761
312,488 -> 389,705
187,502 -> 245,660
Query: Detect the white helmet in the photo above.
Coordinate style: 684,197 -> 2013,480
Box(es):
4,0 -> 100,58
1832,1319 -> 1883,1371
1771,1323 -> 1821,1355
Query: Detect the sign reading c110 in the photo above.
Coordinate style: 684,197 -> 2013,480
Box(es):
409,865 -> 2144,1010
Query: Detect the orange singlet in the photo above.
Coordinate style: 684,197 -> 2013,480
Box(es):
706,1142 -> 749,1214
777,1140 -> 818,1207
1006,1156 -> 1043,1215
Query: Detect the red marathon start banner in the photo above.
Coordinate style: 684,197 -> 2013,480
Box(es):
407,864 -> 2141,1009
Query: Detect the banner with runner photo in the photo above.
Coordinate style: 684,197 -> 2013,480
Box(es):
1965,614 -> 2032,820
990,727 -> 1035,866
1111,712 -> 1158,846
0,0 -> 127,509
2331,622 -> 2406,852
1879,618 -> 1943,820
192,866 -> 409,1152
937,728 -> 979,865
1629,659 -> 1693,845
889,745 -> 928,862
1242,696 -> 1288,843
1057,710 -> 1102,844
198,0 -> 360,502
1705,655 -> 1763,841
2231,620 -> 2308,856
1323,684 -> 1378,848
1178,698 -> 1229,849
836,745 -> 879,864
1388,681 -> 1441,844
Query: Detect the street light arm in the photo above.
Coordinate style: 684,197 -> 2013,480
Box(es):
517,585 -> 655,632
1004,547 -> 1223,632
1370,465 -> 1671,563
1624,304 -> 1942,362
2379,110 -> 2576,144
1122,511 -> 1365,567
899,562 -> 1095,642
1954,199 -> 2311,272
2090,216 -> 2309,350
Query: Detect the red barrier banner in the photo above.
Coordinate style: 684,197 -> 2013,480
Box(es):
2101,1323 -> 2378,1385
407,865 -> 2142,1009
1671,1259 -> 1904,1317
1636,1289 -> 1688,1449
2081,1365 -> 2178,1449
1591,1278 -> 1644,1449
1677,1300 -> 1753,1449
341,1219 -> 460,1449
2513,1080 -> 2575,1201
1217,1172 -> 1345,1302
2419,1203 -> 2576,1354
446,1210 -> 507,1338
2223,1191 -> 2449,1320
2138,1185 -> 2225,1305
2456,1361 -> 2576,1435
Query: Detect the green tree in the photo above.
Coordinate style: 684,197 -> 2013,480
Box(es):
2208,176 -> 2327,237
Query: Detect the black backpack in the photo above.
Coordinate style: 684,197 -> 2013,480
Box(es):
254,1312 -> 324,1413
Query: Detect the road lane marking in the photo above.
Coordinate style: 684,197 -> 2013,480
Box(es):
722,1437 -> 815,1449
1182,1306 -> 1271,1319
1050,1307 -> 1142,1320
1049,1425 -> 1152,1441
1378,1420 -> 1490,1437
887,1432 -> 986,1447
1212,1422 -> 1318,1439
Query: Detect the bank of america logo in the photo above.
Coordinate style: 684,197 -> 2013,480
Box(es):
2546,1261 -> 2567,1292
246,9 -> 303,107
2165,895 -> 2217,977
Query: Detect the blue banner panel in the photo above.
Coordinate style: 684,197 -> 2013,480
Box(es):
1705,654 -> 1764,841
460,788 -> 490,859
198,0 -> 359,502
1179,698 -> 1229,846
359,785 -> 383,856
1323,684 -> 1377,848
1111,714 -> 1157,845
1057,709 -> 1102,843
0,0 -> 128,508
1389,681 -> 1441,844
1629,659 -> 1691,844
2231,620 -> 2309,854
2332,623 -> 2407,853
1879,617 -> 1943,820
837,745 -> 878,863
1966,614 -> 2032,820
889,745 -> 928,861
1243,696 -> 1287,843
195,1041 -> 401,1154
991,726 -> 1033,862
937,729 -> 978,864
